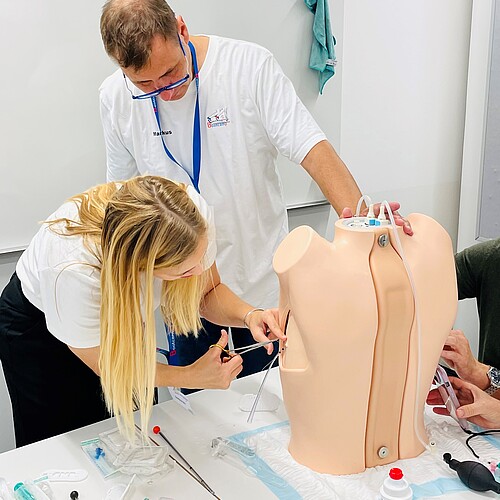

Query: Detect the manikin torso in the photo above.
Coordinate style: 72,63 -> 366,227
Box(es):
273,214 -> 457,475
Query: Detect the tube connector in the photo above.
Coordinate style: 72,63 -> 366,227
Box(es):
367,204 -> 375,219
378,206 -> 387,221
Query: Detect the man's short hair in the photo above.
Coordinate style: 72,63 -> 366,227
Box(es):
100,0 -> 178,70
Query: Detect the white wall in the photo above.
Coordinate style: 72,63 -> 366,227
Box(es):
457,0 -> 495,251
339,0 -> 473,249
455,0 -> 496,356
0,0 -> 112,253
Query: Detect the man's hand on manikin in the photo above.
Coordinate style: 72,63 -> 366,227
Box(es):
341,201 -> 413,236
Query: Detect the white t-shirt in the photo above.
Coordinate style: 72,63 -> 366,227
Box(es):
16,186 -> 216,349
99,35 -> 326,308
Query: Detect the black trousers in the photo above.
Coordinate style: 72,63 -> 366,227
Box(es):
0,273 -> 110,447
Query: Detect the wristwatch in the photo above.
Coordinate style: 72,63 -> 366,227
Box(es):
485,366 -> 500,395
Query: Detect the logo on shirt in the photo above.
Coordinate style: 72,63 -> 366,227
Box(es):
207,108 -> 229,128
153,130 -> 172,137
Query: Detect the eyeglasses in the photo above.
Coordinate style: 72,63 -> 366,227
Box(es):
123,34 -> 189,100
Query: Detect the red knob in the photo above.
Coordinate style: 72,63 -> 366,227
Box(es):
152,425 -> 161,434
389,468 -> 403,480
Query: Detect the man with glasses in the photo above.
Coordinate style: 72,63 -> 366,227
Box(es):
98,0 -> 370,380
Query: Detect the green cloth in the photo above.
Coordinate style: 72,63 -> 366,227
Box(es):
304,0 -> 337,94
456,238 -> 500,367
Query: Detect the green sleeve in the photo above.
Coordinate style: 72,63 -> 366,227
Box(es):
456,243 -> 485,300
456,239 -> 500,300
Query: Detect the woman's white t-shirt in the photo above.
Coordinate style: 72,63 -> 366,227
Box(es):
16,185 -> 216,348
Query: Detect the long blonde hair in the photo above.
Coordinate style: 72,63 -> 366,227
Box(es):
49,176 -> 208,439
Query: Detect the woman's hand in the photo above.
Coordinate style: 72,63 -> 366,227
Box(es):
245,308 -> 286,354
440,329 -> 490,389
186,330 -> 243,389
341,202 -> 413,236
427,376 -> 500,429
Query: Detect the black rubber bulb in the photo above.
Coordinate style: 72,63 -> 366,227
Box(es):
70,491 -> 79,500
443,453 -> 500,493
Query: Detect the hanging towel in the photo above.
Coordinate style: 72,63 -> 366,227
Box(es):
304,0 -> 337,94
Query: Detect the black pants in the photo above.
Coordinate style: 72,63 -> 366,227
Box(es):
174,318 -> 279,394
0,273 -> 110,447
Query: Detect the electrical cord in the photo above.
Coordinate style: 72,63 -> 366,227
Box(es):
463,428 -> 500,459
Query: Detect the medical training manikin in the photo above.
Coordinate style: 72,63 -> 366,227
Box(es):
274,212 -> 457,475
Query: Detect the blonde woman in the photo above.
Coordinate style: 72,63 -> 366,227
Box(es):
0,176 -> 284,447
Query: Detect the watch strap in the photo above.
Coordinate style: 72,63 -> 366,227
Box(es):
485,384 -> 499,395
485,366 -> 500,395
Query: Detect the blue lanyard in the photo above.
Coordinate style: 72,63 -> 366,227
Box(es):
151,41 -> 201,193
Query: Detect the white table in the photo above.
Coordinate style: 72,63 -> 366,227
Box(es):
0,369 -> 287,500
0,369 -> 497,500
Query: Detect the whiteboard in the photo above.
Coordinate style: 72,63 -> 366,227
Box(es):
0,1 -> 115,253
0,0 -> 338,253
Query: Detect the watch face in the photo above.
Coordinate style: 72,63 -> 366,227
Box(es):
490,367 -> 500,387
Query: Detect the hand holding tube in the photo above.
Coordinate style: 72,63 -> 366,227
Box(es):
427,376 -> 500,429
341,202 -> 413,236
440,330 -> 489,389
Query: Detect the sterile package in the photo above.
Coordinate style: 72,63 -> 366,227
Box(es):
81,438 -> 119,478
211,437 -> 257,478
211,436 -> 287,490
113,444 -> 173,477
99,427 -> 146,458
211,437 -> 256,460
82,427 -> 173,483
